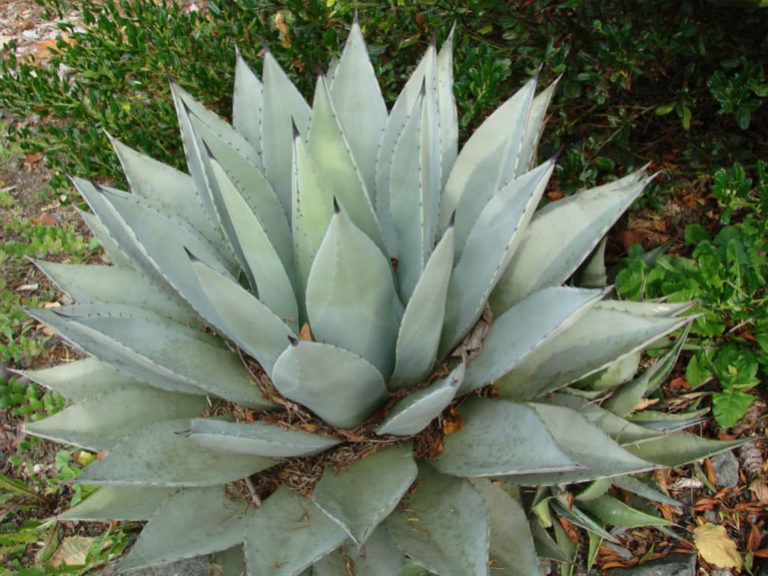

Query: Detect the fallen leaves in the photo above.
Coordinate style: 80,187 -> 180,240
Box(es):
693,523 -> 742,571
47,535 -> 99,568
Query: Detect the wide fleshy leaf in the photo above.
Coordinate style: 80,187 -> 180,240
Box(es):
271,340 -> 387,429
184,419 -> 339,457
470,479 -> 540,576
205,157 -> 298,325
495,307 -> 689,400
623,433 -> 744,467
59,486 -> 174,522
305,207 -> 398,376
35,261 -> 199,326
579,237 -> 608,288
439,159 -> 555,356
440,77 -> 537,235
313,444 -> 418,545
78,208 -> 132,268
313,527 -> 404,576
233,51 -> 264,166
107,135 -> 223,252
261,48 -> 312,214
504,403 -> 656,485
309,75 -> 384,250
77,419 -> 274,487
24,387 -> 204,451
432,398 -> 578,477
461,286 -> 606,393
516,79 -> 557,177
594,299 -> 694,317
27,304 -> 271,408
627,408 -> 710,431
579,495 -> 673,528
436,26 -> 458,189
581,351 -> 642,391
244,486 -> 347,576
550,499 -> 616,542
18,357 -> 138,401
610,475 -> 680,506
385,464 -> 489,576
291,130 -> 334,295
189,256 -> 292,375
118,486 -> 247,572
329,18 -> 388,200
491,170 -> 649,312
391,225 -> 454,388
376,364 -> 464,436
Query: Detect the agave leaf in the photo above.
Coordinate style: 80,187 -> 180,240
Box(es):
453,81 -> 537,255
59,486 -> 174,522
107,135 -> 223,252
314,444 -> 418,545
118,486 -> 247,572
495,308 -> 689,400
205,157 -> 298,326
305,207 -> 398,376
291,130 -> 334,295
329,19 -> 388,201
391,225 -> 454,388
18,357 -> 137,401
35,262 -> 200,326
27,305 -> 271,408
549,499 -> 616,542
271,340 -> 387,429
192,114 -> 293,278
309,74 -> 384,250
506,403 -> 656,485
24,307 -> 206,397
386,464 -> 489,576
233,51 -> 264,166
432,398 -> 578,477
189,256 -> 293,375
604,324 -> 690,417
98,185 -> 240,326
461,286 -> 606,393
516,79 -> 557,177
78,209 -> 133,268
244,486 -> 347,576
594,299 -> 694,317
624,433 -> 743,467
77,419 -> 274,487
470,478 -> 540,576
389,87 -> 431,299
376,43 -> 435,257
440,76 -> 537,237
73,178 -> 168,284
436,26 -> 458,189
377,364 -> 464,436
529,518 -> 570,562
24,388 -> 204,451
574,478 -> 612,502
440,159 -> 555,355
627,408 -> 710,431
579,236 -> 608,288
611,475 -> 680,506
314,527 -> 404,576
261,49 -> 312,214
491,170 -> 648,312
579,495 -> 673,529
184,419 -> 339,457
582,351 -> 642,391
212,546 -> 246,576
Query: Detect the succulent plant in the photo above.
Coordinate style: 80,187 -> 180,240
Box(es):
20,20 -> 739,576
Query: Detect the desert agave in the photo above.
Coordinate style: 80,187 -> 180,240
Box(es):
20,20 -> 738,576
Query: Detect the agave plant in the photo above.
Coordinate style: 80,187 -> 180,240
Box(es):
20,20 -> 738,576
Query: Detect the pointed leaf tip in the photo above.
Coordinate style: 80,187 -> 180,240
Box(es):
448,210 -> 456,228
333,196 -> 341,214
183,247 -> 201,263
261,38 -> 270,54
288,335 -> 299,346
291,117 -> 300,139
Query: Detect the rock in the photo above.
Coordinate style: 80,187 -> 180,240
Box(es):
711,451 -> 740,489
605,553 -> 695,576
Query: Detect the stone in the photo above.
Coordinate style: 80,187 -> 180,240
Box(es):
95,556 -> 211,576
605,553 -> 695,576
711,451 -> 740,489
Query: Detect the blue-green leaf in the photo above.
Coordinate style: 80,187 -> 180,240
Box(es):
59,486 -> 174,522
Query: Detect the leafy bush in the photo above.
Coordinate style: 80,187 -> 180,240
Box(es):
616,162 -> 768,427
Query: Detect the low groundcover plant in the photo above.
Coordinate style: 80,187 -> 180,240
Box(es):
19,20 -> 738,576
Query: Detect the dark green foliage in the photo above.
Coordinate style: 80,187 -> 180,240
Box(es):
616,163 -> 767,428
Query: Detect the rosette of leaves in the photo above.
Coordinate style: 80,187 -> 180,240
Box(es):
20,21 -> 739,576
